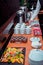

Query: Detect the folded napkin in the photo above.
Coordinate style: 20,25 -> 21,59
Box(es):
33,27 -> 42,36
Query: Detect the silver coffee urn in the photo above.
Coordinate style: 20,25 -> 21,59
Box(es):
20,6 -> 27,22
17,10 -> 24,24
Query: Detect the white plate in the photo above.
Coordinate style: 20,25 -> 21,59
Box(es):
31,42 -> 42,49
30,37 -> 40,42
30,20 -> 39,26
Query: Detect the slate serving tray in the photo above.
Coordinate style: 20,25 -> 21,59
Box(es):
0,47 -> 26,65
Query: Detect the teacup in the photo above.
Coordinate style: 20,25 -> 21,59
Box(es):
26,26 -> 31,34
20,23 -> 26,34
14,27 -> 20,34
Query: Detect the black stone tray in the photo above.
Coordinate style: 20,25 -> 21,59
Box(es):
0,47 -> 26,65
0,62 -> 23,65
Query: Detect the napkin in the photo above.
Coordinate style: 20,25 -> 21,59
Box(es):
33,27 -> 42,36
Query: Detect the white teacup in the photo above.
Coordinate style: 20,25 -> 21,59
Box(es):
14,27 -> 20,34
15,23 -> 21,28
20,28 -> 25,34
26,26 -> 31,34
20,23 -> 26,34
14,23 -> 20,34
21,23 -> 26,28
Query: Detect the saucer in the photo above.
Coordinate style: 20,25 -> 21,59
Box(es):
30,37 -> 40,42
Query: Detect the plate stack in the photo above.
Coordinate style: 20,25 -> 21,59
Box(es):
28,37 -> 43,65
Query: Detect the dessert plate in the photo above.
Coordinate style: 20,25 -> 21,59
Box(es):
29,49 -> 43,65
31,41 -> 42,49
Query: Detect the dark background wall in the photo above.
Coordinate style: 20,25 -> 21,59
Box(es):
0,0 -> 20,27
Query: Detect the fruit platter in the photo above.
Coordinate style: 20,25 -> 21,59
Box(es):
0,47 -> 26,65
